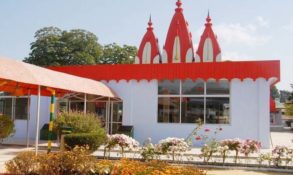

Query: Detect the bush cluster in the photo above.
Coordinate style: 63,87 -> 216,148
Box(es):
53,112 -> 107,151
64,132 -> 106,152
5,147 -> 206,175
0,115 -> 15,141
6,147 -> 97,175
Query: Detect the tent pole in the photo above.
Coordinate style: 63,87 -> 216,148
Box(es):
47,88 -> 55,153
84,93 -> 87,114
26,90 -> 31,148
35,85 -> 41,155
107,97 -> 111,134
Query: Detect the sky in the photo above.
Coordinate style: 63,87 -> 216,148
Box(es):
0,0 -> 292,91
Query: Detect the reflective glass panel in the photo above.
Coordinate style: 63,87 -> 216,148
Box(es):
181,97 -> 204,123
0,98 -> 12,118
15,98 -> 28,120
206,79 -> 229,94
158,97 -> 180,123
182,79 -> 204,95
158,80 -> 180,95
206,97 -> 230,124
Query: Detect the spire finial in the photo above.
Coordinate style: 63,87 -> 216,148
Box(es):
206,10 -> 211,24
176,0 -> 182,8
147,15 -> 153,30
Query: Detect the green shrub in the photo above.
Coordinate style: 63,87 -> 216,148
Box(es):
5,147 -> 97,175
64,132 -> 106,152
0,115 -> 15,141
53,111 -> 104,134
5,151 -> 38,175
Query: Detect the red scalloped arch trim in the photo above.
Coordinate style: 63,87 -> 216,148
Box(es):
49,60 -> 280,84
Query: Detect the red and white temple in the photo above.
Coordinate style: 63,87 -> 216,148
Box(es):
6,0 -> 280,148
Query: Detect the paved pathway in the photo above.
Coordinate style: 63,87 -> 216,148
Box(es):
206,169 -> 293,175
0,145 -> 33,173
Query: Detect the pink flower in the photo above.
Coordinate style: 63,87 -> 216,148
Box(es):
195,136 -> 201,140
204,128 -> 210,132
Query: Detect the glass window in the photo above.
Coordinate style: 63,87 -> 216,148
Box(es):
206,98 -> 229,124
157,80 -> 230,124
206,79 -> 229,94
70,102 -> 84,111
181,97 -> 204,123
182,79 -> 204,95
112,102 -> 123,123
158,80 -> 180,95
158,97 -> 180,123
15,98 -> 28,120
0,98 -> 12,117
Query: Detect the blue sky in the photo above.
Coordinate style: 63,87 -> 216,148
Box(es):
0,0 -> 292,91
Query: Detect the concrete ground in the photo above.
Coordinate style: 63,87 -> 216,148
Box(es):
206,169 -> 293,175
270,130 -> 293,147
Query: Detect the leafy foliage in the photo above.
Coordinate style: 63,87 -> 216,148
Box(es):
24,27 -> 137,66
0,115 -> 15,141
6,147 -> 97,175
6,148 -> 206,175
5,151 -> 38,175
53,111 -> 105,134
285,103 -> 293,116
24,27 -> 102,66
64,132 -> 106,152
271,85 -> 280,100
98,43 -> 137,64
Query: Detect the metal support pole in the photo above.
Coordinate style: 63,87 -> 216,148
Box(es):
35,85 -> 41,155
84,93 -> 87,114
47,88 -> 55,153
105,97 -> 110,134
26,90 -> 31,148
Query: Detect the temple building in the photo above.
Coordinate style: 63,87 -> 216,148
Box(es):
1,0 -> 280,148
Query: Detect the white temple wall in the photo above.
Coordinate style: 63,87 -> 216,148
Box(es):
106,79 -> 271,148
10,96 -> 51,140
9,78 -> 270,148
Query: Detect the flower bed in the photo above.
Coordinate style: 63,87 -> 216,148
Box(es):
5,147 -> 206,175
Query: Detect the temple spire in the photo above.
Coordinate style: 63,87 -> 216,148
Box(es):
136,17 -> 161,64
206,11 -> 212,24
148,15 -> 153,30
176,0 -> 182,8
195,12 -> 222,62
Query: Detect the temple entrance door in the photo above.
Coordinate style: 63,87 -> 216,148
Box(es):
95,101 -> 122,134
108,101 -> 123,134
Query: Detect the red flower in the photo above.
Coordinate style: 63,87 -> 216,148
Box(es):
204,128 -> 210,132
195,136 -> 201,140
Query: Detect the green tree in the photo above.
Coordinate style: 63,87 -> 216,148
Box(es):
98,43 -> 137,64
270,85 -> 280,100
0,115 -> 15,142
285,103 -> 293,116
24,27 -> 102,66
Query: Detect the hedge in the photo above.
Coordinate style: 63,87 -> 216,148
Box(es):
64,132 -> 106,152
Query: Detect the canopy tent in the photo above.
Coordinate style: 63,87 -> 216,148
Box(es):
0,56 -> 119,154
0,57 -> 118,98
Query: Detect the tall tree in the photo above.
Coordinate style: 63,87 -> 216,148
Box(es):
24,27 -> 138,66
270,85 -> 280,100
98,43 -> 137,64
24,27 -> 103,66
